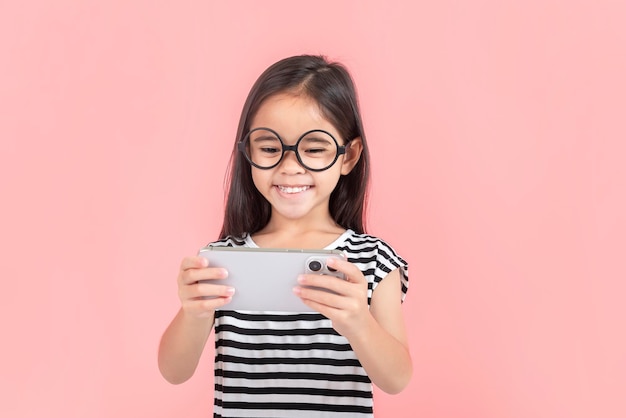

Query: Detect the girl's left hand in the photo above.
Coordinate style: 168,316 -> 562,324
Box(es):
293,256 -> 371,339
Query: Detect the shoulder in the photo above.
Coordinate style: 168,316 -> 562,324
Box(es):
206,234 -> 249,248
339,230 -> 409,300
341,231 -> 408,269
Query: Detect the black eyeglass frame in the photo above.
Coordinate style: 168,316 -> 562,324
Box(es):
238,127 -> 347,172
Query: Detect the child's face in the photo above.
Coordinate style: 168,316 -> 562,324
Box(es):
248,93 -> 361,226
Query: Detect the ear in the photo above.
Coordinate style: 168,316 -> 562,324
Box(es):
340,137 -> 363,175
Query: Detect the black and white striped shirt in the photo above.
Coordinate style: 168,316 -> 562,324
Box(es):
209,229 -> 409,418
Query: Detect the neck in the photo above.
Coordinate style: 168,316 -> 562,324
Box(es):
252,215 -> 346,249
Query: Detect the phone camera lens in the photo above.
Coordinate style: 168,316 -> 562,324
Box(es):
327,265 -> 337,272
308,260 -> 322,272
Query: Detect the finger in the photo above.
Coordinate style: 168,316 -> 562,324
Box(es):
194,282 -> 236,299
297,296 -> 339,318
294,284 -> 345,309
180,255 -> 209,271
298,274 -> 350,296
180,266 -> 228,285
185,295 -> 234,314
296,288 -> 349,321
201,296 -> 234,310
326,257 -> 366,283
180,282 -> 235,301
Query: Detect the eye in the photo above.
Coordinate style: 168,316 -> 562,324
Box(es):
299,134 -> 335,157
249,133 -> 282,155
260,146 -> 281,154
300,143 -> 333,157
304,147 -> 327,154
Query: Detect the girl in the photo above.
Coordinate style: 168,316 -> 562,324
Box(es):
158,55 -> 412,417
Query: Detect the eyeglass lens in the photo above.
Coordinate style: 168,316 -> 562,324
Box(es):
243,128 -> 340,171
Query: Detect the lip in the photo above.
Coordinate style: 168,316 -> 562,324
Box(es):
275,185 -> 312,195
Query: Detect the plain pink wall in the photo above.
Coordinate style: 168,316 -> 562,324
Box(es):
1,1 -> 624,417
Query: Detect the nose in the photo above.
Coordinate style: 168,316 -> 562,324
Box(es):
278,147 -> 305,173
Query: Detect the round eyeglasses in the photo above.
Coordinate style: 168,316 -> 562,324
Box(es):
238,127 -> 347,172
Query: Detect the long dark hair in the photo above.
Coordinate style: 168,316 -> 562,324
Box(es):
219,55 -> 370,239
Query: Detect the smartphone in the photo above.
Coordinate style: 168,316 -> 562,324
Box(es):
197,246 -> 346,312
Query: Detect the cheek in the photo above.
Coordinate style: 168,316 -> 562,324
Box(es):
322,171 -> 343,191
250,169 -> 270,191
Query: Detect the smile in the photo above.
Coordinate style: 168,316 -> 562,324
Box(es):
277,185 -> 311,194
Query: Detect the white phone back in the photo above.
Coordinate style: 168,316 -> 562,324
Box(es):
198,247 -> 345,312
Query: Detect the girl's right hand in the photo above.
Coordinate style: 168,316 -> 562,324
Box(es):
177,256 -> 235,318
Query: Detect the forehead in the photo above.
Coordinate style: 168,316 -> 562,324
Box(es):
250,93 -> 339,141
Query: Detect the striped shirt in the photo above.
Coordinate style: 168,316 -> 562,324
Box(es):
208,229 -> 409,418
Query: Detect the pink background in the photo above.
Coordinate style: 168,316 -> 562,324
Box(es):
1,1 -> 624,417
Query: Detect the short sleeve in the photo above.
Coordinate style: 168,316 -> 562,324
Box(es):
373,240 -> 409,302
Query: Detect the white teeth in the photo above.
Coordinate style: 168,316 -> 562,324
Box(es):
277,185 -> 310,194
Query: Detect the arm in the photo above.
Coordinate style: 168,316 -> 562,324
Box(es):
158,256 -> 235,384
294,259 -> 412,394
158,308 -> 214,384
346,269 -> 412,394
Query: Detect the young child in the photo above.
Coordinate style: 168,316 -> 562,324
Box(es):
158,55 -> 412,417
